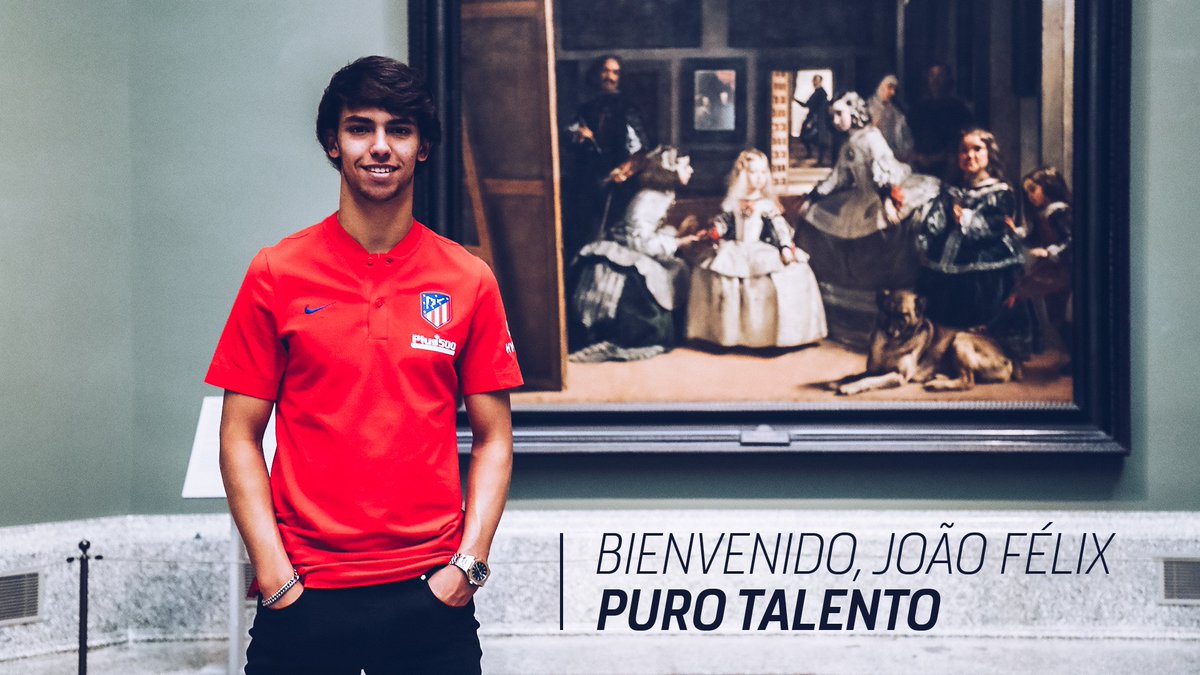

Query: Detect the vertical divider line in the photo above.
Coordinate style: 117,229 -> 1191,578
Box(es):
559,532 -> 565,631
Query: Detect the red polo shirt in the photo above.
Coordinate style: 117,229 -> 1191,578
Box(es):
206,214 -> 523,588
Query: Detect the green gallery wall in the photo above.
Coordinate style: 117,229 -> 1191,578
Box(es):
0,0 -> 1196,528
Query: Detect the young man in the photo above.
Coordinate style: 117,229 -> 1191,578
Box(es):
206,56 -> 522,674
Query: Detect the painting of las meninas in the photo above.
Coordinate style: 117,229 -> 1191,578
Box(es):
438,0 -> 1125,420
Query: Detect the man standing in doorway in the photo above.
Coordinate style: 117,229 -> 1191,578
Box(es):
207,55 -> 523,674
798,73 -> 834,167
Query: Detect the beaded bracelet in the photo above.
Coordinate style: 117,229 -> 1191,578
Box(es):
261,570 -> 300,607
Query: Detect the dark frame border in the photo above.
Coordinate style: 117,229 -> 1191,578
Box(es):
411,0 -> 1131,455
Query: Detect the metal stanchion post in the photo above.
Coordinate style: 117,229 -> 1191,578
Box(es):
67,539 -> 102,675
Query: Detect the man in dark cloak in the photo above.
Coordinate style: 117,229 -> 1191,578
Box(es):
563,54 -> 650,262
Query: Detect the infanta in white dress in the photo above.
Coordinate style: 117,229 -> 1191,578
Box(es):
687,198 -> 827,348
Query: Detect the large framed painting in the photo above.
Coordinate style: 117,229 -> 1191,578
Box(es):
409,0 -> 1130,454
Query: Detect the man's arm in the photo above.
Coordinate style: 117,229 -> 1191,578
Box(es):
427,390 -> 514,606
219,390 -> 303,609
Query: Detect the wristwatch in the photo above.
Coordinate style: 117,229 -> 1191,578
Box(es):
449,553 -> 491,587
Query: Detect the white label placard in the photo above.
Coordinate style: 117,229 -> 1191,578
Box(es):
181,396 -> 276,499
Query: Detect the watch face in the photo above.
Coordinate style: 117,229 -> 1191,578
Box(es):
469,561 -> 489,584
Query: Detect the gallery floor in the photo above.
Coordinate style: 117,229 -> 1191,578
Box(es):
3,634 -> 1198,675
513,340 -> 1073,406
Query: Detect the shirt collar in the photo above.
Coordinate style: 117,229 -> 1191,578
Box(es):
320,212 -> 427,266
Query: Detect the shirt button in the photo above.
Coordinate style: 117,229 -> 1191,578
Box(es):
385,258 -> 394,264
375,298 -> 385,308
367,259 -> 374,266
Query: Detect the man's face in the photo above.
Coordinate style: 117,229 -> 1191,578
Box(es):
599,58 -> 620,94
927,66 -> 947,96
326,107 -> 428,203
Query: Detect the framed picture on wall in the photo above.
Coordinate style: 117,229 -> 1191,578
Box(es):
409,0 -> 1131,455
681,58 -> 747,144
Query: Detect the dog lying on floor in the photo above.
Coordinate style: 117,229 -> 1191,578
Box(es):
835,289 -> 1014,395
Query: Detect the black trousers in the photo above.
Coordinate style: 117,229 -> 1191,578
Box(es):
245,573 -> 482,675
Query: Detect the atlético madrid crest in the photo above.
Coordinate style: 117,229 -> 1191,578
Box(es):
420,291 -> 452,329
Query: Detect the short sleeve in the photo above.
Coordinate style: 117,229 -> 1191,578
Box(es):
204,249 -> 287,400
457,261 -> 524,396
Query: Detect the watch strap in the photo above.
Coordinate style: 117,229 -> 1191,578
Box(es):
449,552 -> 490,587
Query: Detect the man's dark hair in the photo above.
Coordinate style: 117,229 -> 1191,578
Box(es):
585,54 -> 622,90
316,55 -> 442,169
